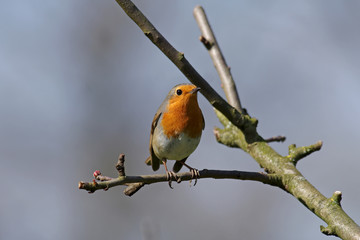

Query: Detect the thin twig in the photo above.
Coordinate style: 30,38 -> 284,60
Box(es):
264,135 -> 286,143
116,154 -> 126,176
193,6 -> 243,112
287,140 -> 323,165
124,182 -> 145,196
79,169 -> 281,194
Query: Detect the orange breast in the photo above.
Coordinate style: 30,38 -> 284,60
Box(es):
161,94 -> 203,139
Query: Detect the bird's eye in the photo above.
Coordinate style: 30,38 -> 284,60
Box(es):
176,89 -> 182,95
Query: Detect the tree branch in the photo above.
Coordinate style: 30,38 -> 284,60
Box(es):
79,170 -> 279,192
193,6 -> 243,112
193,7 -> 287,146
214,110 -> 360,239
78,154 -> 281,194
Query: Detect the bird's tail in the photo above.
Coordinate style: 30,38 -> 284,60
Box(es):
173,158 -> 187,173
145,156 -> 160,171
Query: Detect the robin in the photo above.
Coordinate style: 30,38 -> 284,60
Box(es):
145,83 -> 205,188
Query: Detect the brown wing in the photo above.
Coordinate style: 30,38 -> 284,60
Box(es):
145,112 -> 162,171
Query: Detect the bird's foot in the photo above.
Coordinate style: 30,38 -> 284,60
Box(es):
166,171 -> 178,189
189,168 -> 200,186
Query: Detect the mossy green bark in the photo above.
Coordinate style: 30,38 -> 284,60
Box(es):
214,110 -> 360,240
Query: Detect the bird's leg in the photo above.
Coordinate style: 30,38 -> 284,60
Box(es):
162,160 -> 178,189
179,162 -> 200,186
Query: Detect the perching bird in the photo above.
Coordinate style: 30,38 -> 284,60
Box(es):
145,84 -> 205,188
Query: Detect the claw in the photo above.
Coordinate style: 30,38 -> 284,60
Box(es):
163,159 -> 176,189
168,180 -> 173,189
189,168 -> 200,186
178,161 -> 200,187
166,171 -> 178,189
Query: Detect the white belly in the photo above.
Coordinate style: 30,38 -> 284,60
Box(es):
152,131 -> 201,160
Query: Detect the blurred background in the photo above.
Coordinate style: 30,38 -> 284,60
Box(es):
1,0 -> 359,239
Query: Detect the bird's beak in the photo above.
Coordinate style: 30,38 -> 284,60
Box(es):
190,87 -> 201,94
